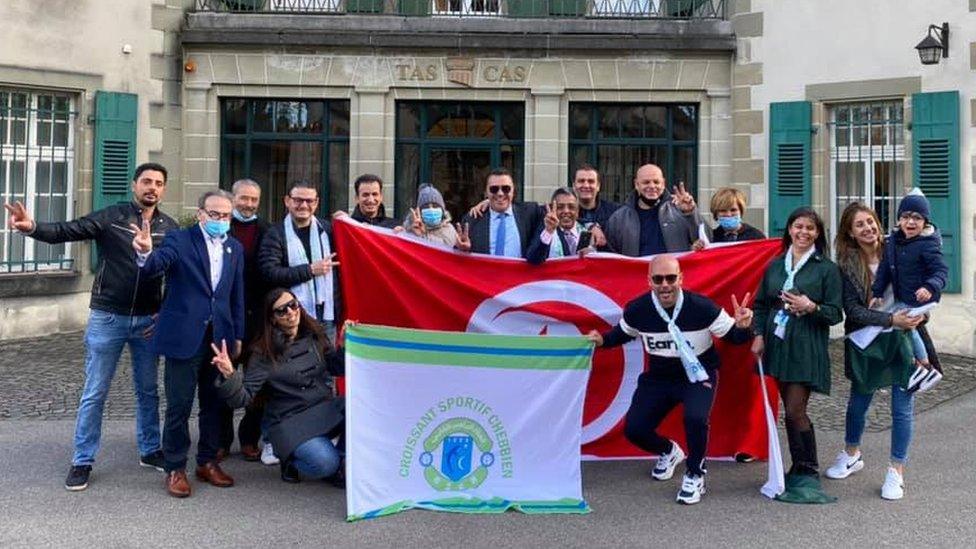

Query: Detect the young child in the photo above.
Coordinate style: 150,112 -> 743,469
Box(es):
871,189 -> 949,366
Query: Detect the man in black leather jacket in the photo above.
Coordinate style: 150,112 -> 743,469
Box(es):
5,162 -> 178,491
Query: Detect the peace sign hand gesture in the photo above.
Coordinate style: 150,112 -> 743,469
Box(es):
454,222 -> 472,252
210,339 -> 235,378
130,219 -> 153,254
410,207 -> 425,236
671,182 -> 696,213
3,201 -> 35,233
731,292 -> 754,329
543,203 -> 558,233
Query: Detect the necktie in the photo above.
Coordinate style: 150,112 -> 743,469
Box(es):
494,213 -> 508,256
563,230 -> 577,255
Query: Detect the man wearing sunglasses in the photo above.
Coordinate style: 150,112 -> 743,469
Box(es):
132,189 -> 245,498
258,181 -> 340,341
605,163 -> 701,256
586,255 -> 754,505
458,167 -> 541,258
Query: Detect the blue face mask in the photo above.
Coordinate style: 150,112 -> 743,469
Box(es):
421,207 -> 443,227
232,209 -> 257,223
203,219 -> 230,238
717,215 -> 741,231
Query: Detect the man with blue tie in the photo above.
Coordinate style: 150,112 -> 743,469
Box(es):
132,189 -> 245,498
457,168 -> 541,258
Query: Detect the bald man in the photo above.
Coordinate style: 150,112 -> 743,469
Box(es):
587,255 -> 754,505
604,164 -> 701,256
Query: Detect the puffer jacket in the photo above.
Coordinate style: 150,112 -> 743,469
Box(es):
871,225 -> 948,307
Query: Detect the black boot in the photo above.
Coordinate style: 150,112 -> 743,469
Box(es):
797,426 -> 820,477
280,460 -> 301,484
784,420 -> 804,476
325,462 -> 345,490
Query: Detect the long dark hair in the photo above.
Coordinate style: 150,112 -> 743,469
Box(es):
249,288 -> 329,366
780,207 -> 829,255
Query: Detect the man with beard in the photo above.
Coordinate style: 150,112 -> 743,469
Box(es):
605,163 -> 701,256
4,163 -> 178,491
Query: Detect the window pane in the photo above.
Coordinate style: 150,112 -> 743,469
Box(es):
223,99 -> 248,134
329,101 -> 350,137
500,104 -> 524,140
35,162 -> 51,195
570,145 -> 591,172
672,105 -> 697,141
570,104 -> 590,139
52,161 -> 67,193
643,106 -> 667,138
397,103 -> 420,138
672,146 -> 696,196
223,139 -> 248,191
598,106 -> 620,138
395,144 -> 420,220
621,106 -> 642,138
252,100 -> 274,132
250,141 -> 323,223
328,142 -> 349,214
11,161 -> 25,195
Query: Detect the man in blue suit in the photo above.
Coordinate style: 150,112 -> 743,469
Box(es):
133,189 -> 244,498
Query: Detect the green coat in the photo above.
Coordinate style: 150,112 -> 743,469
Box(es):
753,252 -> 844,394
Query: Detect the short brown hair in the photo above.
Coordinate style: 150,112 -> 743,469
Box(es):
709,187 -> 747,218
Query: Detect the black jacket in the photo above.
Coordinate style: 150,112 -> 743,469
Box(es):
351,204 -> 398,229
711,223 -> 765,243
216,334 -> 344,459
578,198 -> 621,230
29,202 -> 178,316
258,217 -> 341,321
461,202 -> 542,257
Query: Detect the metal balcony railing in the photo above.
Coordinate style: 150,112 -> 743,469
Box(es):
194,0 -> 727,19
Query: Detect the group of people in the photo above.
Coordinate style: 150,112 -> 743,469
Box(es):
3,159 -> 947,507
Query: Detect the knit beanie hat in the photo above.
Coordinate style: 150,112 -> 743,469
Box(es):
897,188 -> 930,222
417,184 -> 445,209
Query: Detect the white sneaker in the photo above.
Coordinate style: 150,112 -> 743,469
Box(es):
825,450 -> 864,479
651,441 -> 686,481
260,442 -> 280,466
881,467 -> 904,500
676,474 -> 706,505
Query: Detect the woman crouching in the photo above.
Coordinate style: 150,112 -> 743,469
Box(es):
211,287 -> 345,486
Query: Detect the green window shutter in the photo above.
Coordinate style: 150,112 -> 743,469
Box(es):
92,91 -> 137,272
93,91 -> 137,210
397,0 -> 430,15
768,101 -> 812,236
912,90 -> 960,293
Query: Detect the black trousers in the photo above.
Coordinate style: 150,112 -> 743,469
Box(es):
623,373 -> 715,476
219,400 -> 264,450
162,336 -> 222,472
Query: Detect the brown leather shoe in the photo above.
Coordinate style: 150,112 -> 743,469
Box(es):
166,470 -> 191,498
195,462 -> 234,487
241,444 -> 260,462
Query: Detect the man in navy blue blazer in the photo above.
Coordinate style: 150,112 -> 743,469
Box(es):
133,189 -> 244,498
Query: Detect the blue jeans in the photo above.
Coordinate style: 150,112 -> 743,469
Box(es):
290,436 -> 341,479
73,310 -> 160,466
844,385 -> 915,464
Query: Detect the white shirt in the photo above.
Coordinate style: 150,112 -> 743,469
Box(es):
539,223 -> 582,257
200,225 -> 227,291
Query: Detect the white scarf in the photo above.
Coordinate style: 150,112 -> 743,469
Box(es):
651,290 -> 709,383
773,245 -> 815,339
283,214 -> 334,322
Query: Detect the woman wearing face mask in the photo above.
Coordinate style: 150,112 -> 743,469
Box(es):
825,202 -> 924,500
751,207 -> 843,503
708,187 -> 765,243
211,287 -> 346,486
400,184 -> 458,247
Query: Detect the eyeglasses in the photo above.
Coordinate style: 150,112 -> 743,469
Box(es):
650,274 -> 679,285
289,196 -> 317,206
488,185 -> 513,195
273,299 -> 300,317
899,212 -> 924,222
203,209 -> 232,221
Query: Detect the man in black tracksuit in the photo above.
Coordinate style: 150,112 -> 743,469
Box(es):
4,163 -> 178,491
588,255 -> 754,505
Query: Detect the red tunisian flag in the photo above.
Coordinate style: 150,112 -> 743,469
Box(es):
334,218 -> 782,459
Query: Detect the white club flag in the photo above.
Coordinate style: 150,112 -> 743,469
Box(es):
345,324 -> 593,520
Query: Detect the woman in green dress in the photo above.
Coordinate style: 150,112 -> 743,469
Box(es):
824,202 -> 924,500
752,207 -> 843,501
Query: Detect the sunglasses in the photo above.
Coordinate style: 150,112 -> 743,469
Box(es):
273,299 -> 300,317
488,185 -> 513,195
650,274 -> 679,285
